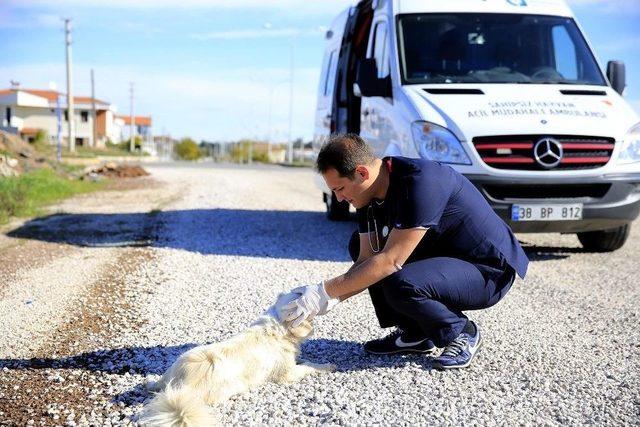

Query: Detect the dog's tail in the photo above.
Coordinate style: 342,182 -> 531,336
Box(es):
140,383 -> 217,427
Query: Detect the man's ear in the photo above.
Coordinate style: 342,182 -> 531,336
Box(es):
355,165 -> 370,181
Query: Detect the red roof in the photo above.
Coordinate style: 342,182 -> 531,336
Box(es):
74,96 -> 109,105
118,115 -> 152,126
0,88 -> 109,105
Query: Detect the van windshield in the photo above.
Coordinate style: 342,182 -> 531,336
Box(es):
397,13 -> 606,85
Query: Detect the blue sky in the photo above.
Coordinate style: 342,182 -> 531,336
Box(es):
1,0 -> 639,142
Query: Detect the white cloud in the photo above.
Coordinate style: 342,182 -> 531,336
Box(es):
594,36 -> 640,53
7,0 -> 354,14
189,27 -> 325,40
566,0 -> 640,13
0,12 -> 63,29
0,63 -> 322,141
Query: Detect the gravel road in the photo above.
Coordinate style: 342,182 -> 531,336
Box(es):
1,162 -> 638,426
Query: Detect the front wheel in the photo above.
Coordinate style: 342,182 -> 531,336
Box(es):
577,224 -> 631,252
325,192 -> 350,221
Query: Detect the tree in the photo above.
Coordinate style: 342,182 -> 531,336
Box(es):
230,139 -> 271,163
175,137 -> 202,161
34,129 -> 48,145
117,135 -> 143,151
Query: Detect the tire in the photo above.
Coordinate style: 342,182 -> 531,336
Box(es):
577,224 -> 631,252
325,192 -> 350,221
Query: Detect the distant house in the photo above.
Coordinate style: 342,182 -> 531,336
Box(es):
0,87 -> 119,147
117,115 -> 152,140
117,115 -> 154,154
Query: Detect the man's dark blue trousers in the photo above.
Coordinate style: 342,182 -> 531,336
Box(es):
348,231 -> 516,347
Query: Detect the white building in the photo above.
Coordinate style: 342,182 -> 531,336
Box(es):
117,115 -> 154,154
0,87 -> 119,147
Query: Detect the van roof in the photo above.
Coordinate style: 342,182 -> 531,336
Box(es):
395,0 -> 573,18
327,7 -> 350,41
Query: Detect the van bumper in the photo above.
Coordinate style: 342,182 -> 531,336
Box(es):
465,173 -> 640,233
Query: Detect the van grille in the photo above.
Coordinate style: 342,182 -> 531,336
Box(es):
472,135 -> 615,170
482,184 -> 611,201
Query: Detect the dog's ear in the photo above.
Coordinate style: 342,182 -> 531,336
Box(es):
288,319 -> 313,338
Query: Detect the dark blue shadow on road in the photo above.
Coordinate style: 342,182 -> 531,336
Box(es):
5,209 -> 356,262
301,338 -> 434,372
0,343 -> 198,376
6,208 -> 579,262
0,338 -> 431,378
0,338 -> 432,407
520,243 -> 586,261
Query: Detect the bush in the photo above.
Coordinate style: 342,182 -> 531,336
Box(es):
252,150 -> 269,163
30,129 -> 49,151
34,129 -> 48,144
175,138 -> 202,161
0,178 -> 28,223
0,168 -> 102,223
230,139 -> 270,163
117,135 -> 143,151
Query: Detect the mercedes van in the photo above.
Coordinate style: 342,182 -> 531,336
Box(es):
314,0 -> 640,251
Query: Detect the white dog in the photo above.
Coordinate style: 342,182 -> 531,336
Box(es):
140,293 -> 335,426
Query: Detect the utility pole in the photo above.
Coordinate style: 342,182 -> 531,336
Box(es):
90,69 -> 97,148
162,127 -> 168,161
64,18 -> 75,153
287,35 -> 296,164
56,93 -> 62,162
129,82 -> 135,152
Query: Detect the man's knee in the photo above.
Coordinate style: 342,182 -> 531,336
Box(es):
348,230 -> 359,262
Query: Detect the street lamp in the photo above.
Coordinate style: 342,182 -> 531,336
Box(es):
268,79 -> 289,162
263,23 -> 327,164
263,22 -> 297,164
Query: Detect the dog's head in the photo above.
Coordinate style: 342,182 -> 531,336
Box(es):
287,318 -> 313,340
263,292 -> 314,340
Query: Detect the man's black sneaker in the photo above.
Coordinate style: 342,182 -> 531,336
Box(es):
364,329 -> 438,355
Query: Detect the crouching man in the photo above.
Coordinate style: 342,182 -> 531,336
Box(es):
281,134 -> 528,369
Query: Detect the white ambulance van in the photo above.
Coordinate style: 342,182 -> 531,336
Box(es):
314,0 -> 640,251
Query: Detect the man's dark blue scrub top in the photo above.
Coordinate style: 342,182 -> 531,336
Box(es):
356,156 -> 529,279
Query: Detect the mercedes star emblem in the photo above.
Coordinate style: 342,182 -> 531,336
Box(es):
533,137 -> 563,169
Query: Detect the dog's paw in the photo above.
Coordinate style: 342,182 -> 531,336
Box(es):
143,375 -> 162,391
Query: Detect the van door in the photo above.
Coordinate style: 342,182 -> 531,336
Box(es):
360,17 -> 393,156
314,46 -> 340,144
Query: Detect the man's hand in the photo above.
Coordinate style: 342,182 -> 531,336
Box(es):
281,282 -> 339,327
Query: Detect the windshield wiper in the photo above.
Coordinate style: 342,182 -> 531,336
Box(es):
535,80 -> 580,85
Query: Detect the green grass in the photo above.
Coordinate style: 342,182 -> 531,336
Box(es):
0,168 -> 105,224
278,160 -> 314,168
34,142 -> 148,159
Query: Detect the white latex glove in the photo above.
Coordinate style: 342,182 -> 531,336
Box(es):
281,282 -> 339,327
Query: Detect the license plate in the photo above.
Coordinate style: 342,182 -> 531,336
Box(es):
511,204 -> 583,221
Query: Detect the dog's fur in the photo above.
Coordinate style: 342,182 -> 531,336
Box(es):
140,293 -> 335,426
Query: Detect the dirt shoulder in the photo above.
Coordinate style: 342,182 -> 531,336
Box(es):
0,169 -> 185,425
0,245 -> 157,426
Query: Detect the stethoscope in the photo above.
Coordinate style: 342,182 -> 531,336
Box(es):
366,201 -> 390,253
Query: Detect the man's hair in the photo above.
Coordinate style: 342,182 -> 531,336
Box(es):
316,133 -> 375,178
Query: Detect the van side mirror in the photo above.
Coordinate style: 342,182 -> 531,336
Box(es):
356,58 -> 392,98
607,60 -> 626,95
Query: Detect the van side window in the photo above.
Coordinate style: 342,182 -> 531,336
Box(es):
371,21 -> 390,79
324,50 -> 337,96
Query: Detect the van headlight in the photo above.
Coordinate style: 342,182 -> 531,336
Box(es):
618,122 -> 640,164
411,121 -> 471,165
